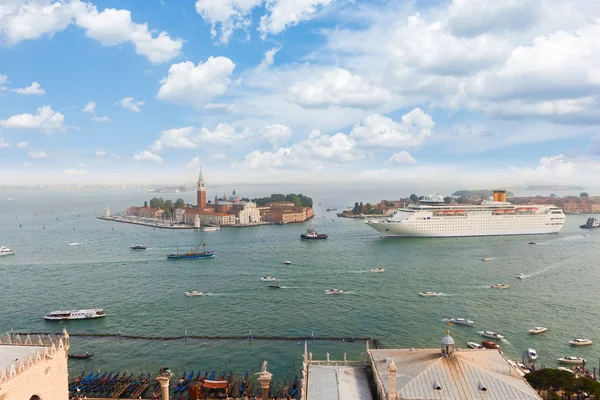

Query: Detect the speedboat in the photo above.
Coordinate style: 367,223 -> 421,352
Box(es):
558,356 -> 586,364
528,348 -> 538,360
202,226 -> 220,232
529,327 -> 548,334
68,242 -> 80,246
528,242 -> 536,245
449,317 -> 474,326
0,246 -> 15,256
467,342 -> 483,349
516,273 -> 528,279
44,309 -> 105,321
130,245 -> 147,250
478,331 -> 504,340
325,289 -> 344,295
370,268 -> 385,273
491,283 -> 509,289
569,338 -> 593,346
284,261 -> 292,265
184,291 -> 204,297
267,284 -> 281,289
260,277 -> 277,282
482,257 -> 494,261
419,291 -> 441,297
481,341 -> 500,349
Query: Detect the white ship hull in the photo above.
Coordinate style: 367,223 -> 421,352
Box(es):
366,205 -> 565,238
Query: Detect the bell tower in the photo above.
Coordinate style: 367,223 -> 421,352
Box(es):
197,167 -> 206,209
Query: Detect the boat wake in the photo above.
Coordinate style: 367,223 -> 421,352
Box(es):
68,242 -> 80,246
535,235 -> 588,246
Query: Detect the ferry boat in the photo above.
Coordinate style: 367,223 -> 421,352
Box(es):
202,226 -> 220,232
301,228 -> 327,240
167,241 -> 215,259
0,246 -> 15,256
44,309 -> 105,321
580,217 -> 600,229
365,190 -> 565,237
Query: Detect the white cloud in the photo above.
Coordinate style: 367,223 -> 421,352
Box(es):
133,150 -> 163,163
82,101 -> 96,113
64,168 -> 89,175
147,124 -> 249,152
0,105 -> 65,132
91,115 -> 110,122
150,127 -> 197,152
289,68 -> 391,109
195,0 -> 262,44
77,163 -> 88,168
118,97 -> 145,112
255,46 -> 281,73
186,156 -> 200,169
0,74 -> 8,86
259,124 -> 292,149
259,0 -> 334,38
95,150 -> 107,157
23,161 -> 30,167
28,151 -> 48,159
0,0 -> 183,63
16,141 -> 28,148
208,153 -> 228,160
157,57 -> 236,107
350,109 -> 434,148
0,138 -> 10,148
197,123 -> 245,147
12,82 -> 45,95
387,150 -> 416,165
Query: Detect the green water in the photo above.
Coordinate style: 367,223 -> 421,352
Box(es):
1,189 -> 600,381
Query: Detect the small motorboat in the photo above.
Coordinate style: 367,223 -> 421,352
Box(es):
325,289 -> 344,295
284,261 -> 292,265
491,283 -> 509,289
260,277 -> 277,282
202,226 -> 220,232
481,341 -> 500,349
130,245 -> 147,250
419,291 -> 441,297
529,326 -> 547,334
68,352 -> 94,359
478,331 -> 504,340
0,246 -> 16,256
467,342 -> 483,349
528,242 -> 536,245
184,291 -> 204,297
267,284 -> 281,289
528,348 -> 538,360
515,362 -> 531,374
449,317 -> 474,326
558,356 -> 586,364
68,242 -> 80,246
370,268 -> 385,273
516,273 -> 528,279
569,338 -> 593,346
482,257 -> 494,261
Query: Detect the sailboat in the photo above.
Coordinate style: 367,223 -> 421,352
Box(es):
167,240 -> 215,259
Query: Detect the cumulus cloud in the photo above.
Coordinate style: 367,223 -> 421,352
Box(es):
118,97 -> 145,112
150,127 -> 197,152
259,124 -> 292,149
95,150 -> 107,157
0,138 -> 10,148
28,151 -> 48,159
0,105 -> 65,132
16,141 -> 28,148
387,150 -> 416,165
259,0 -> 334,38
82,101 -> 96,113
133,150 -> 163,163
186,156 -> 200,169
208,153 -> 228,160
64,168 -> 89,175
157,57 -> 235,107
0,0 -> 183,63
289,68 -> 391,109
91,115 -> 110,122
12,82 -> 45,95
350,109 -> 434,148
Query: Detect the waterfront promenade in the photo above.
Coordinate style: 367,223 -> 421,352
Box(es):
97,215 -> 277,229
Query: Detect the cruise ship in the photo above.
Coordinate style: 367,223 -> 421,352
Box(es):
366,190 -> 565,237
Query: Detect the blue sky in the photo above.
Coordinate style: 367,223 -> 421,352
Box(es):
1,0 -> 599,188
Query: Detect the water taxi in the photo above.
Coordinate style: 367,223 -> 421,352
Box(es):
184,291 -> 204,297
528,348 -> 538,360
529,327 -> 547,334
370,268 -> 385,273
482,257 -> 494,261
260,277 -> 277,282
202,226 -> 220,232
558,356 -> 586,364
478,331 -> 504,340
130,245 -> 147,250
481,341 -> 500,349
449,317 -> 474,326
569,338 -> 592,346
491,283 -> 509,289
467,342 -> 483,349
284,260 -> 292,265
325,289 -> 344,295
419,291 -> 441,297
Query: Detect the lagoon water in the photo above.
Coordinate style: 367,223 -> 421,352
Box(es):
1,189 -> 600,381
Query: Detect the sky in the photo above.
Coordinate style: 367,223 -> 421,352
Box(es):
1,0 -> 599,190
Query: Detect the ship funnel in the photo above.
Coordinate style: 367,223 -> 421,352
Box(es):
493,190 -> 506,202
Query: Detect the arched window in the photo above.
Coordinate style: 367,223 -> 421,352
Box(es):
29,396 -> 41,400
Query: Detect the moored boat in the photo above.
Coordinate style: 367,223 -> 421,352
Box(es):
529,326 -> 547,334
569,338 -> 592,346
0,246 -> 15,256
558,356 -> 586,364
481,340 -> 500,349
68,352 -> 94,359
325,289 -> 344,295
491,283 -> 509,289
130,245 -> 146,250
467,342 -> 483,349
202,226 -> 220,232
44,309 -> 105,321
478,330 -> 504,340
184,291 -> 204,297
301,228 -> 327,240
167,240 -> 215,259
528,348 -> 537,360
449,317 -> 474,326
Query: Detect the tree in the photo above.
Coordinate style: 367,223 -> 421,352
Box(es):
365,203 -> 372,211
149,197 -> 164,209
174,198 -> 185,209
550,193 -> 557,198
580,192 -> 589,197
443,196 -> 452,204
410,194 -> 418,202
164,200 -> 173,211
456,196 -> 467,204
353,202 -> 361,215
143,201 -> 148,208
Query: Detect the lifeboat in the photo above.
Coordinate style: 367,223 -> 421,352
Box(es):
505,209 -> 516,214
454,210 -> 467,215
493,210 -> 505,214
445,210 -> 455,215
433,211 -> 444,217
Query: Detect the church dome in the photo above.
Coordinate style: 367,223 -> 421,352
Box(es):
442,331 -> 455,346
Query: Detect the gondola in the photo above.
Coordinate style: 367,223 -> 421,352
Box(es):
68,352 -> 94,359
